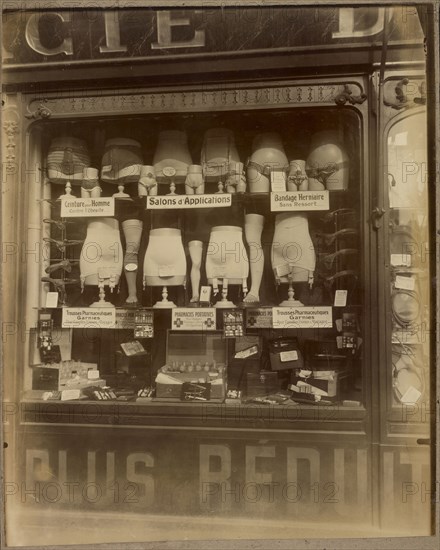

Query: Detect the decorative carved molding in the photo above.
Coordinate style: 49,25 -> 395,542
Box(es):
25,99 -> 52,119
2,121 -> 19,174
384,78 -> 426,110
25,82 -> 366,119
334,84 -> 367,106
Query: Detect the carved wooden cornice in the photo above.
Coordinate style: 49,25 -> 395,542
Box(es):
23,81 -> 367,120
2,121 -> 19,174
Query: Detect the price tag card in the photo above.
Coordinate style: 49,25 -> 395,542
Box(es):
280,350 -> 298,362
199,286 -> 212,304
334,290 -> 348,307
271,170 -> 287,192
391,254 -> 411,267
62,307 -> 116,329
272,307 -> 333,329
395,275 -> 416,291
172,308 -> 216,331
45,292 -> 59,308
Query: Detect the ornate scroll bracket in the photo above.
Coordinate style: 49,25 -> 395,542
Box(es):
334,84 -> 367,106
25,99 -> 52,119
3,120 -> 19,174
384,78 -> 426,110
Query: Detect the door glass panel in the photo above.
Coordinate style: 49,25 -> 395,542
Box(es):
387,110 -> 430,414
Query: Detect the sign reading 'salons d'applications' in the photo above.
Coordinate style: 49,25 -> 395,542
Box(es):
3,7 -> 423,65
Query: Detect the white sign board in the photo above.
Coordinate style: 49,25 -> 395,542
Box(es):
271,191 -> 329,211
146,194 -> 231,209
272,306 -> 333,329
61,197 -> 115,217
171,308 -> 216,331
62,307 -> 116,329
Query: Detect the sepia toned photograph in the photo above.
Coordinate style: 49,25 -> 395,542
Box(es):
1,1 -> 439,548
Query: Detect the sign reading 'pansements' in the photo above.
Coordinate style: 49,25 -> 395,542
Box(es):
272,306 -> 333,329
146,194 -> 231,210
271,191 -> 329,211
171,308 -> 216,331
61,198 -> 115,217
62,308 -> 116,329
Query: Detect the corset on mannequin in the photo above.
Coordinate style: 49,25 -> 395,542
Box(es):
47,137 -> 90,185
80,218 -> 123,294
153,130 -> 192,185
143,228 -> 186,287
206,226 -> 249,290
201,128 -> 240,183
271,212 -> 315,283
100,138 -> 143,184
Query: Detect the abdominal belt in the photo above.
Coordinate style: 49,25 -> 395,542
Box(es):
246,160 -> 289,178
307,161 -> 348,185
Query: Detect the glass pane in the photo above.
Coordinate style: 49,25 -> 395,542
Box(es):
387,110 -> 430,413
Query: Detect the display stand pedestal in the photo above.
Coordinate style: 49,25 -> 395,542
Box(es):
153,286 -> 177,309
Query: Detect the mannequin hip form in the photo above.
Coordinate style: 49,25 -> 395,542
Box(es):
271,213 -> 315,283
153,130 -> 192,183
143,228 -> 186,287
80,218 -> 123,290
122,219 -> 143,303
243,213 -> 265,303
247,132 -> 288,193
206,226 -> 249,290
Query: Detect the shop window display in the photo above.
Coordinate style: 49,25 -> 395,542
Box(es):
28,107 -> 367,409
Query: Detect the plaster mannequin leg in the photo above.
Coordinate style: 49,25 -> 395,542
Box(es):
122,219 -> 143,304
243,213 -> 265,303
188,240 -> 203,302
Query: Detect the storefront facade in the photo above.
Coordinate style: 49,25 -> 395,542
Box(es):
2,3 -> 438,546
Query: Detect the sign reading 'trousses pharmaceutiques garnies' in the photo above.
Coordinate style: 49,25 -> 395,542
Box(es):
3,7 -> 424,66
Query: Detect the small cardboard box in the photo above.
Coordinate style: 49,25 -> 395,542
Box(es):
291,369 -> 339,398
155,331 -> 227,400
32,362 -> 99,391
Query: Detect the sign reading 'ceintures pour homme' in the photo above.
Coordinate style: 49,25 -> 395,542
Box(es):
61,197 -> 115,217
3,7 -> 424,65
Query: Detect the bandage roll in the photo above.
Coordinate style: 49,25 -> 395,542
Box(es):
143,228 -> 186,286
